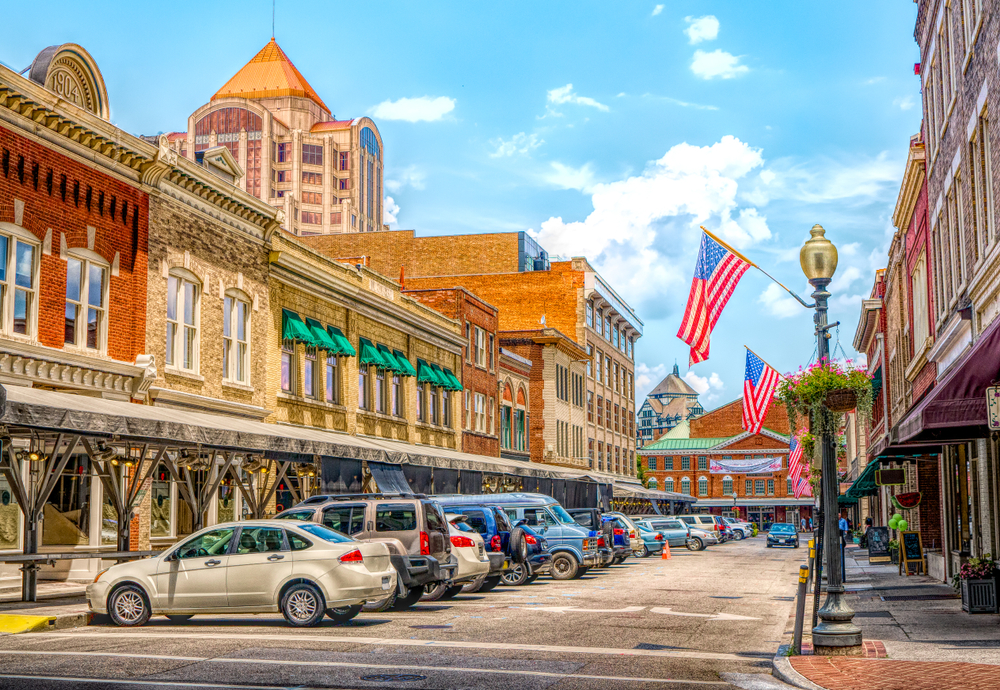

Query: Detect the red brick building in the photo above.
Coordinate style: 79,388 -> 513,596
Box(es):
637,399 -> 813,528
403,287 -> 500,457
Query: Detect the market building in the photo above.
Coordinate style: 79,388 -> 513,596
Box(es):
636,364 -> 704,447
638,398 -> 813,528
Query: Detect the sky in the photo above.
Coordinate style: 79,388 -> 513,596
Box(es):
2,1 -> 922,412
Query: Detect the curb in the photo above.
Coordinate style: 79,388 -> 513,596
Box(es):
0,610 -> 92,635
772,645 -> 828,690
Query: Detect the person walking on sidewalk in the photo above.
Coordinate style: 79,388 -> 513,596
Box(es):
800,517 -> 807,533
839,514 -> 849,542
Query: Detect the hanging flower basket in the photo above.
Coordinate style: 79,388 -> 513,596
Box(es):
825,389 -> 858,413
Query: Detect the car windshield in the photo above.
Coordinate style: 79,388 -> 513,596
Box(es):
770,524 -> 796,534
297,523 -> 353,543
549,504 -> 576,525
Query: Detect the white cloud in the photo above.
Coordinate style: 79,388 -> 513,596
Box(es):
529,136 -> 766,320
691,49 -> 749,80
751,152 -> 899,205
683,370 -> 724,404
652,4 -> 664,16
385,165 -> 427,192
758,283 -> 806,319
893,95 -> 915,110
490,132 -> 544,158
684,15 -> 720,44
544,162 -> 598,193
641,93 -> 719,110
370,96 -> 455,122
635,363 -> 667,398
547,84 -> 609,112
383,196 -> 400,225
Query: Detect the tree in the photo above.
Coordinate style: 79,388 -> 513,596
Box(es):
635,458 -> 648,486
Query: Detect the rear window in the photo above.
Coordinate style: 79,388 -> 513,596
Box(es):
680,517 -> 696,525
423,501 -> 449,533
464,510 -> 489,536
297,523 -> 353,543
493,508 -> 512,531
376,504 -> 417,532
665,521 -> 684,530
276,509 -> 315,522
573,513 -> 594,528
453,521 -> 474,533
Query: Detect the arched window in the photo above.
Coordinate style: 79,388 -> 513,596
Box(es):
500,383 -> 513,450
722,476 -> 734,496
665,477 -> 674,492
647,478 -> 658,490
698,476 -> 709,497
195,107 -> 263,198
166,268 -> 201,372
680,477 -> 691,495
514,385 -> 528,451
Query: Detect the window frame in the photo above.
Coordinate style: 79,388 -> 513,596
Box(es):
63,249 -> 109,353
222,290 -> 251,385
166,269 -> 201,373
0,224 -> 40,339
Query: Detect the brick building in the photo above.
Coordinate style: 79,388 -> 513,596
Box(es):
402,287 -> 500,457
499,347 -> 532,462
302,230 -> 642,477
638,399 -> 813,528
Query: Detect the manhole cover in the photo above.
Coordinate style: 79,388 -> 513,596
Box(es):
409,624 -> 452,629
361,674 -> 427,682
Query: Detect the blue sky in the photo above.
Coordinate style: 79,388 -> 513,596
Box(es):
3,1 -> 921,409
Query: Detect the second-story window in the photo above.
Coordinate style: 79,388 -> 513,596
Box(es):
375,368 -> 386,413
489,334 -> 495,371
302,144 -> 323,166
304,347 -> 317,398
392,375 -> 402,416
64,253 -> 108,351
359,364 -> 370,410
281,339 -> 295,393
166,271 -> 199,371
586,302 -> 594,327
276,143 -> 289,163
223,293 -> 249,384
340,151 -> 349,171
326,355 -> 339,404
0,231 -> 38,337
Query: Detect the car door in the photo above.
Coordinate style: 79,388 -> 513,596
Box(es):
226,526 -> 293,608
322,504 -> 367,538
154,527 -> 236,611
373,502 -> 418,554
661,520 -> 689,547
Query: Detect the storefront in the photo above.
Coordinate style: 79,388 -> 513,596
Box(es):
692,498 -> 815,530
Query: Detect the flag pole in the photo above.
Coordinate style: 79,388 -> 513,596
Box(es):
701,226 -> 814,309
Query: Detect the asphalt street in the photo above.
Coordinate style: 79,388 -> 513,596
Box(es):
0,537 -> 808,690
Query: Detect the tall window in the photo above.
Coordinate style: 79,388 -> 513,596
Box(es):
722,477 -> 733,495
0,232 -> 37,336
302,144 -> 323,166
340,151 -> 349,170
745,479 -> 753,495
596,352 -> 603,383
64,254 -> 107,351
464,389 -> 471,428
648,457 -> 657,471
911,254 -> 929,350
586,302 -> 593,327
359,365 -> 370,410
304,347 -> 317,398
375,369 -> 386,413
430,388 -> 439,425
326,355 -> 339,403
276,143 -> 288,162
392,375 -> 402,416
488,395 -> 495,434
223,293 -> 249,384
698,477 -> 708,497
489,334 -> 495,371
606,399 -> 612,429
417,384 -> 425,422
698,456 -> 708,471
281,339 -> 295,393
596,308 -> 603,336
475,327 -> 486,367
755,479 -> 765,495
587,345 -> 593,377
587,391 -> 594,422
605,315 -> 612,341
167,272 -> 199,371
665,477 -> 674,492
680,477 -> 691,495
443,390 -> 451,426
681,456 -> 690,471
767,479 -> 775,495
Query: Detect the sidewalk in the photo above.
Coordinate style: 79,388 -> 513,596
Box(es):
776,544 -> 1000,690
0,581 -> 91,634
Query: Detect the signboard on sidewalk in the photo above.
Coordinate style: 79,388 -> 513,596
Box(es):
900,531 -> 924,575
867,526 -> 891,564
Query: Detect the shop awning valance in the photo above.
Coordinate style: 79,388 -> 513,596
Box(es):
393,350 -> 417,377
846,460 -> 880,499
359,338 -> 390,369
377,344 -> 406,375
326,326 -> 356,357
441,367 -> 463,391
838,493 -> 859,505
281,309 -> 317,346
417,359 -> 444,387
305,318 -> 339,352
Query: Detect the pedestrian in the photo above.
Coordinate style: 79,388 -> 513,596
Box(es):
800,517 -> 807,532
839,514 -> 849,542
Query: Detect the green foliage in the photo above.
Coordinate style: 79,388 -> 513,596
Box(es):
635,460 -> 648,486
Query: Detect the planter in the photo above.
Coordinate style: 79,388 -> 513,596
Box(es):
825,388 -> 858,413
961,577 -> 999,614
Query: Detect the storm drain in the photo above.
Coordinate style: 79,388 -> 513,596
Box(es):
361,674 -> 427,682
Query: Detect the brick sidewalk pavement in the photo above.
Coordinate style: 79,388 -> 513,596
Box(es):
789,656 -> 1000,690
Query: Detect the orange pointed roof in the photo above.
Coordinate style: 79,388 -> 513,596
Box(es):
212,39 -> 329,113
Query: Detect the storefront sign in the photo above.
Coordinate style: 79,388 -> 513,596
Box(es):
867,526 -> 891,564
987,386 -> 1000,429
900,530 -> 924,575
876,468 -> 905,485
710,456 -> 782,474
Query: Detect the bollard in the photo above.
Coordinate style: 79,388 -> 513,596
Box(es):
807,539 -> 815,589
792,564 -> 809,655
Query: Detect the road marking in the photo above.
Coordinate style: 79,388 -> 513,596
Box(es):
0,650 -> 731,686
0,675 -> 295,689
513,605 -> 647,614
32,630 -> 746,661
649,607 -> 761,621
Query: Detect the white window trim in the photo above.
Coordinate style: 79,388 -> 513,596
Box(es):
222,289 -> 251,386
0,223 -> 41,341
64,250 -> 110,354
166,268 -> 202,374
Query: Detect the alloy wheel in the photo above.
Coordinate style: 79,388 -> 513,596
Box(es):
287,590 -> 318,622
114,591 -> 145,624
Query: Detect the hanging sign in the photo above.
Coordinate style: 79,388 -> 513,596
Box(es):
987,386 -> 1000,430
710,456 -> 782,474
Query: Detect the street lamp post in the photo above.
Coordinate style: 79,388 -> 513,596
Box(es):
800,224 -> 862,652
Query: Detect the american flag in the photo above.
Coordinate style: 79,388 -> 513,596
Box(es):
676,231 -> 751,365
793,475 -> 812,499
742,349 -> 780,435
787,436 -> 804,484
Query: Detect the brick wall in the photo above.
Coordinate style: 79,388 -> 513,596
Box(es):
917,456 -> 944,552
502,338 -> 546,463
689,399 -> 791,437
0,124 -> 148,362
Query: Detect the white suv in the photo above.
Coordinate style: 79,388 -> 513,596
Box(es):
722,517 -> 753,540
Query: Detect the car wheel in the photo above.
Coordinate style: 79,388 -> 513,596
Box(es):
734,531 -> 745,541
462,575 -> 487,593
501,563 -> 529,586
794,542 -> 800,548
766,543 -> 772,548
686,538 -> 703,552
525,574 -> 539,584
165,614 -> 193,623
362,588 -> 396,613
108,584 -> 150,627
422,582 -> 448,601
391,586 -> 425,611
477,576 -> 502,593
326,604 -> 362,624
633,545 -> 649,558
281,582 -> 326,627
550,553 -> 579,580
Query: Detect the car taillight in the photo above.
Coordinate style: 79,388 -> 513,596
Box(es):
613,528 -> 624,536
420,531 -> 430,555
524,534 -> 537,545
490,535 -> 502,551
451,535 -> 475,548
339,548 -> 363,563
655,534 -> 663,541
598,536 -> 606,548
629,531 -> 637,539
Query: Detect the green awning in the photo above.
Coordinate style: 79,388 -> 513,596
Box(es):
442,367 -> 463,391
282,309 -> 317,345
305,318 -> 339,352
393,350 -> 417,377
417,359 -> 444,387
377,344 -> 406,374
838,493 -> 859,505
846,460 -> 881,499
430,363 -> 452,390
359,338 -> 389,369
326,326 -> 356,357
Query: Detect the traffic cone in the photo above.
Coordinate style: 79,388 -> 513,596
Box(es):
661,539 -> 671,560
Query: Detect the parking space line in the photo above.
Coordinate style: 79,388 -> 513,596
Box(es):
0,650 -> 730,686
0,675 -> 294,690
31,630 -> 746,661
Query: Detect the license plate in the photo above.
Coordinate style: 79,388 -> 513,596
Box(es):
381,576 -> 391,590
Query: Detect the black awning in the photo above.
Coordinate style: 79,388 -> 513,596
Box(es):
432,468 -> 459,494
402,464 -> 433,494
320,457 -> 362,493
369,462 -> 411,494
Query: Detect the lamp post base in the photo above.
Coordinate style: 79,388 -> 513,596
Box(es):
812,606 -> 863,651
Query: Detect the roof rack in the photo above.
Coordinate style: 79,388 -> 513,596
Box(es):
297,493 -> 428,505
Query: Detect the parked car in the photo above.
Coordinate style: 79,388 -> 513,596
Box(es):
722,517 -> 754,540
631,521 -> 666,558
434,493 -> 599,580
641,516 -> 719,550
676,514 -> 730,543
435,500 -> 531,591
501,523 -> 551,586
275,493 -> 456,612
423,515 -> 491,601
89,520 -> 397,627
766,523 -> 800,548
567,508 -> 618,566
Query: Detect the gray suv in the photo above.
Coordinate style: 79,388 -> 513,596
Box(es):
276,493 -> 457,611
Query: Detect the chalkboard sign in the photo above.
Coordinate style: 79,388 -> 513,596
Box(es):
900,531 -> 924,575
867,526 -> 891,563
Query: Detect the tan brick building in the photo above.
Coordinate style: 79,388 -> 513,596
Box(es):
302,229 -> 643,477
